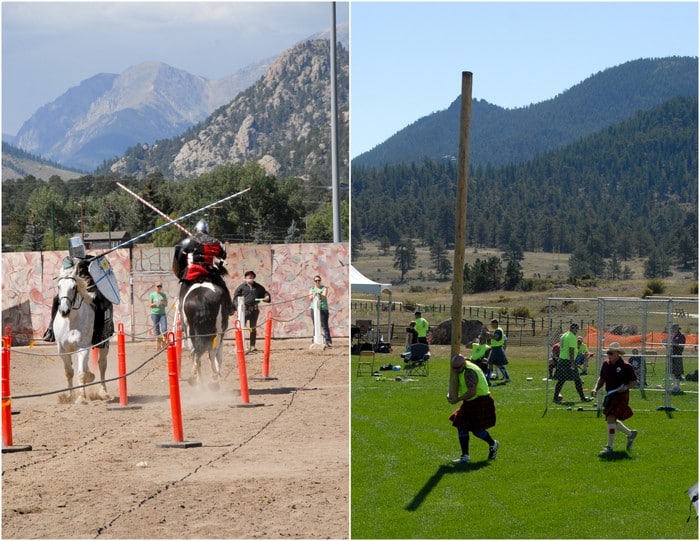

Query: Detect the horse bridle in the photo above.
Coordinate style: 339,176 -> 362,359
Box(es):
58,276 -> 84,311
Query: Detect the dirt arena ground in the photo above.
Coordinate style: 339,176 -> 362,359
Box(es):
2,337 -> 349,539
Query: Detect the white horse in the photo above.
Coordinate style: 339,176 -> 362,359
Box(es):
179,281 -> 228,390
54,265 -> 111,404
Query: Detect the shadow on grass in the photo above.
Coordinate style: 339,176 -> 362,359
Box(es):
598,450 -> 633,461
405,462 -> 491,511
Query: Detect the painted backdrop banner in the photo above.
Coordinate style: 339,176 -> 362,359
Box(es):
1,243 -> 348,345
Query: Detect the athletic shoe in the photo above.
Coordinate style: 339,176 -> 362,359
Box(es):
599,445 -> 613,457
553,396 -> 563,403
488,440 -> 499,460
626,430 -> 638,451
581,397 -> 594,402
452,454 -> 470,464
503,378 -> 511,383
671,388 -> 684,395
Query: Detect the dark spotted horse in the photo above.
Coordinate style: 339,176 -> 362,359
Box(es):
178,272 -> 229,390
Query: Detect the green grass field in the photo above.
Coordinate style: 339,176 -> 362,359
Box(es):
351,350 -> 698,539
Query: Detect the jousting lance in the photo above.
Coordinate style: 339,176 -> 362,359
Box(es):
116,182 -> 192,237
94,186 -> 252,259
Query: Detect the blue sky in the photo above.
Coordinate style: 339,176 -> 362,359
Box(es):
2,1 -> 349,135
350,1 -> 699,158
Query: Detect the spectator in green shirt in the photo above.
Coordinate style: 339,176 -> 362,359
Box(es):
309,275 -> 332,348
149,283 -> 168,350
576,335 -> 592,375
414,311 -> 429,344
468,332 -> 491,376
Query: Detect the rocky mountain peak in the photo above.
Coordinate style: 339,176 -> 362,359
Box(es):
109,38 -> 349,181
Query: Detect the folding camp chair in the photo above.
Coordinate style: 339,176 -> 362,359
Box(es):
641,350 -> 657,376
356,343 -> 376,376
401,343 -> 430,377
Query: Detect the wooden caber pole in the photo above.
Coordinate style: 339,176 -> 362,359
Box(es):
450,72 -> 473,359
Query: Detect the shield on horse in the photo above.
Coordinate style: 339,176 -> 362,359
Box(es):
53,265 -> 111,404
179,281 -> 229,390
88,256 -> 120,305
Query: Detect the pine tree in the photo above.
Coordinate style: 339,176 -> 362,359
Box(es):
393,239 -> 416,282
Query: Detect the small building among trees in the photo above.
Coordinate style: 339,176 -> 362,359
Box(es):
82,231 -> 130,250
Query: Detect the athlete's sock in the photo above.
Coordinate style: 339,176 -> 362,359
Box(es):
616,420 -> 631,436
607,423 -> 616,448
457,429 -> 470,456
474,429 -> 495,446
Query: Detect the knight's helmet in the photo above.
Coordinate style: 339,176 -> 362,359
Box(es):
194,219 -> 209,234
68,236 -> 86,259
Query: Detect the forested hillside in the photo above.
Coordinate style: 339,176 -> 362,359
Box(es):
2,162 -> 347,252
351,96 -> 698,274
2,142 -> 84,181
353,57 -> 698,169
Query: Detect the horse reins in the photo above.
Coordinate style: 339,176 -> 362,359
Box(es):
58,276 -> 85,311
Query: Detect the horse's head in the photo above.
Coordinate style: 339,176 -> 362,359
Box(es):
56,267 -> 92,316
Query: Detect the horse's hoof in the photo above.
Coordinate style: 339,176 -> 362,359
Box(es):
79,372 -> 95,385
187,376 -> 198,387
75,395 -> 88,405
98,390 -> 112,401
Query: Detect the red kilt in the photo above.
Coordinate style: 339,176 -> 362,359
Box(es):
449,394 -> 496,432
604,391 -> 633,421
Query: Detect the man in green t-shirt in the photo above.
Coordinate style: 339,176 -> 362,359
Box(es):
553,323 -> 593,403
468,332 -> 491,376
309,275 -> 332,348
576,335 -> 592,374
414,311 -> 429,344
447,354 -> 499,463
149,283 -> 168,349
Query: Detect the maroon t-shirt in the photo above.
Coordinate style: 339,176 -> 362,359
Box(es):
600,358 -> 637,391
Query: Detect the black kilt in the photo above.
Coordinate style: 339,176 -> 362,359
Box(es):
553,359 -> 579,381
489,346 -> 508,366
449,394 -> 496,432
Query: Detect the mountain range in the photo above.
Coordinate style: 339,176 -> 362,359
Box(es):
104,38 -> 349,182
353,56 -> 698,169
10,61 -> 272,172
351,55 -> 698,275
6,25 -> 348,173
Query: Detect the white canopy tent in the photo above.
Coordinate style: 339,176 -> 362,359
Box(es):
350,265 -> 393,344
